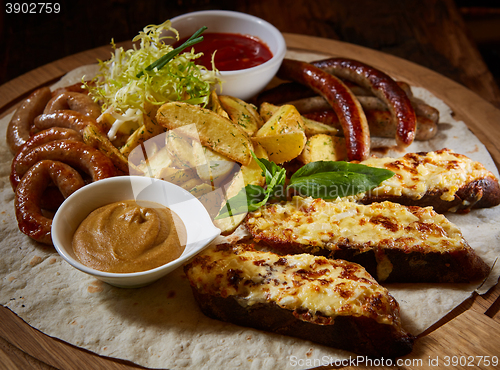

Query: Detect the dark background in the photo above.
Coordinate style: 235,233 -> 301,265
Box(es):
1,0 -> 499,96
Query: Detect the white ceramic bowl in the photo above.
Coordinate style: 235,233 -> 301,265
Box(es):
52,176 -> 220,288
169,10 -> 286,100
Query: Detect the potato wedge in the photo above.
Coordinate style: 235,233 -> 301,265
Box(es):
253,104 -> 306,163
213,171 -> 248,235
209,90 -> 230,119
158,167 -> 198,185
156,102 -> 253,166
119,106 -> 165,158
298,134 -> 347,164
259,102 -> 338,136
240,143 -> 268,187
83,123 -> 132,174
135,145 -> 173,178
212,144 -> 269,234
165,130 -> 197,169
192,140 -> 236,186
219,95 -> 262,136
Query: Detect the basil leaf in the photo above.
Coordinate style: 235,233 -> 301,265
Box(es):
215,184 -> 267,219
251,151 -> 284,186
288,161 -> 394,199
215,152 -> 287,219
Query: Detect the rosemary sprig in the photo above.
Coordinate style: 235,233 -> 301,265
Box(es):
136,26 -> 207,78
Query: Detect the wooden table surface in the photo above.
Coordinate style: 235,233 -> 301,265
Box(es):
1,1 -> 500,369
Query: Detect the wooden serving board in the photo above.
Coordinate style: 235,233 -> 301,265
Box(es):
0,34 -> 499,370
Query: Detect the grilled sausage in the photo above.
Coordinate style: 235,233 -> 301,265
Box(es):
6,87 -> 52,155
311,57 -> 417,149
277,59 -> 370,161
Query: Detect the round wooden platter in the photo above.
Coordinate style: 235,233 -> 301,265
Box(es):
1,34 -> 499,370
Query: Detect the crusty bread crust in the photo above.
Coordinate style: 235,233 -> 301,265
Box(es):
189,289 -> 415,358
262,240 -> 490,283
361,176 -> 500,214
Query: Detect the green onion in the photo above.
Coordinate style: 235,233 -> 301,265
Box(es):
136,26 -> 207,78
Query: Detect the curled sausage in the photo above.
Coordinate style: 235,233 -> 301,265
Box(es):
304,109 -> 437,141
44,92 -> 101,120
15,160 -> 85,245
311,57 -> 417,149
277,58 -> 370,161
11,140 -> 116,190
33,110 -> 104,135
6,87 -> 52,155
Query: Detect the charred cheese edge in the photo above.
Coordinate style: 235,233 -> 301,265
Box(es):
355,148 -> 497,202
246,196 -> 468,255
184,243 -> 400,326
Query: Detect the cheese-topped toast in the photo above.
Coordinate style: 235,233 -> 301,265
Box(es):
184,243 -> 415,357
354,149 -> 500,213
245,197 -> 490,283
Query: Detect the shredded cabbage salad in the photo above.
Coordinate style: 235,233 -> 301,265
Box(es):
86,20 -> 220,140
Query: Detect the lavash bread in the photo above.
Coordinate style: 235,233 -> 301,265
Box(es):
184,243 -> 415,358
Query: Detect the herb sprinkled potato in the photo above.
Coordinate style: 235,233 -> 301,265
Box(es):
156,102 -> 254,166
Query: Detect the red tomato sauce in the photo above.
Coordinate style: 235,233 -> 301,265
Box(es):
175,32 -> 273,71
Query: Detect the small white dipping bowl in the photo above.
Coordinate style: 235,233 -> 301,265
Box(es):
52,176 -> 220,288
169,10 -> 286,100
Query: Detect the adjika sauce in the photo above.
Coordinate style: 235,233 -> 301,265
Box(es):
175,32 -> 273,71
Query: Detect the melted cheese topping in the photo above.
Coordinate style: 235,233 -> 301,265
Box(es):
357,149 -> 495,201
185,244 -> 399,325
246,197 -> 468,254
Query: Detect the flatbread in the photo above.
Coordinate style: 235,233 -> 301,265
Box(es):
0,54 -> 499,369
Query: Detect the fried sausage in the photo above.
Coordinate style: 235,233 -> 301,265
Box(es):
10,140 -> 116,190
303,108 -> 437,141
15,160 -> 85,245
33,110 -> 104,135
311,57 -> 417,149
10,128 -> 83,191
6,87 -> 52,155
277,59 -> 370,161
44,92 -> 101,120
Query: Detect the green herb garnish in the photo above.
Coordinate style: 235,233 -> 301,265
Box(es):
136,26 -> 207,78
215,155 -> 395,219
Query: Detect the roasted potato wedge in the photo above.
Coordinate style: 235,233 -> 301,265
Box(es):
165,130 -> 197,169
83,123 -> 133,174
213,171 -> 248,234
120,106 -> 165,158
209,90 -> 230,119
192,140 -> 236,186
253,104 -> 306,163
259,102 -> 338,136
135,145 -> 173,178
158,167 -> 198,185
219,95 -> 263,136
156,102 -> 253,166
241,143 -> 268,187
298,134 -> 347,164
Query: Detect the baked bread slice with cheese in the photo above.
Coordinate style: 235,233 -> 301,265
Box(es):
245,196 -> 490,283
184,243 -> 415,358
352,149 -> 500,213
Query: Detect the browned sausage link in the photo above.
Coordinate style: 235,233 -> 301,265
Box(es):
6,87 -> 53,155
44,92 -> 101,120
11,140 -> 116,191
312,57 -> 417,148
304,108 -> 437,141
10,128 -> 83,191
51,81 -> 91,96
15,160 -> 85,245
33,110 -> 100,135
277,59 -> 370,161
